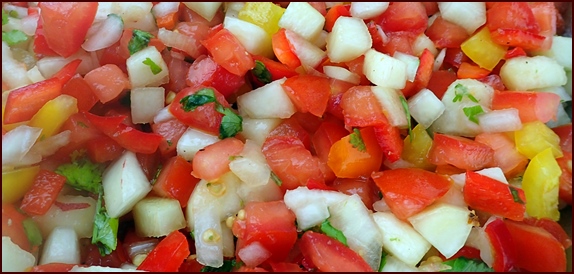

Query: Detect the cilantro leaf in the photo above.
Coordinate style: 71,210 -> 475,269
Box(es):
252,60 -> 272,84
453,84 -> 479,103
201,259 -> 241,272
217,107 -> 243,139
462,105 -> 484,124
378,250 -> 388,271
509,186 -> 525,204
55,153 -> 105,194
2,29 -> 29,46
128,29 -> 153,55
441,257 -> 493,272
22,218 -> 43,247
179,88 -> 216,112
270,171 -> 282,186
2,9 -> 8,25
150,164 -> 163,185
349,128 -> 366,152
400,95 -> 413,142
92,187 -> 119,256
320,219 -> 347,246
142,57 -> 162,75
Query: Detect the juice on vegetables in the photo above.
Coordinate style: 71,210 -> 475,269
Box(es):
2,2 -> 572,272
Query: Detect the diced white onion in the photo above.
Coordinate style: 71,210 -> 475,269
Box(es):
350,2 -> 389,19
157,28 -> 202,59
238,241 -> 272,267
438,2 -> 486,34
373,198 -> 392,213
176,127 -> 219,161
152,2 -> 180,18
130,87 -> 166,124
153,106 -> 175,124
408,88 -> 446,129
20,14 -> 38,36
82,14 -> 124,52
433,48 -> 447,71
2,125 -> 42,170
478,108 -> 522,133
323,65 -> 360,85
39,226 -> 81,265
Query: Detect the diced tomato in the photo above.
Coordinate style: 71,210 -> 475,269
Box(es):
528,2 -> 557,51
371,168 -> 452,220
474,132 -> 528,178
324,4 -> 351,32
426,16 -> 469,48
162,50 -> 192,94
29,263 -> 77,272
426,70 -> 458,100
191,137 -> 244,181
428,133 -> 495,171
281,75 -> 331,117
38,2 -> 98,57
83,64 -> 130,104
421,2 -> 439,16
326,78 -> 355,120
344,55 -> 370,85
152,155 -> 199,207
522,217 -> 572,249
328,127 -> 383,179
484,218 -> 517,272
456,62 -> 491,79
486,2 -> 540,34
504,47 -> 528,59
312,121 -> 349,163
84,112 -> 163,154
2,203 -> 32,252
83,241 -> 129,268
443,48 -> 470,69
186,55 -> 246,98
401,48 -> 435,98
477,74 -> 506,91
291,111 -> 326,134
61,74 -> 98,112
171,22 -> 208,59
98,40 -> 128,73
503,219 -> 566,272
19,170 -> 67,216
137,230 -> 190,272
375,2 -> 427,35
268,117 -> 312,150
341,86 -> 388,127
463,171 -> 526,221
262,136 -> 324,191
298,231 -> 373,272
556,152 -> 572,205
331,177 -> 379,210
491,89 -> 561,123
178,257 -> 205,272
202,28 -> 255,76
272,28 -> 301,69
440,246 -> 481,261
85,136 -> 125,163
269,262 -> 304,272
151,118 -> 188,158
168,86 -> 228,135
372,121 -> 404,163
235,201 -> 298,263
552,123 -> 572,153
376,31 -> 417,56
155,9 -> 179,30
489,28 -> 546,51
252,55 -> 298,83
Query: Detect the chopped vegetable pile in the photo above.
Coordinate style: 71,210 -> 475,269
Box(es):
1,2 -> 572,273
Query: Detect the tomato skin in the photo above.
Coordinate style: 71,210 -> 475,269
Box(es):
168,86 -> 228,135
272,28 -> 301,69
484,218 -> 517,272
375,2 -> 427,35
372,122 -> 403,163
61,74 -> 98,112
371,168 -> 452,220
262,136 -> 324,191
83,64 -> 130,104
491,89 -> 561,123
331,177 -> 379,211
282,75 -> 331,117
486,2 -> 540,33
428,133 -> 495,171
324,4 -> 351,32
474,132 -> 528,178
192,137 -> 244,181
186,55 -> 246,99
268,117 -> 312,150
38,2 -> 98,57
202,28 -> 255,76
464,171 -> 526,221
341,86 -> 387,127
522,217 -> 572,249
152,156 -> 199,208
137,230 -> 190,272
328,127 -> 383,179
426,16 -> 469,49
299,231 -> 374,272
151,118 -> 188,158
503,219 -> 566,272
86,136 -> 125,163
20,170 -> 67,216
312,121 -> 349,163
401,48 -> 435,98
456,62 -> 491,79
235,201 -> 298,264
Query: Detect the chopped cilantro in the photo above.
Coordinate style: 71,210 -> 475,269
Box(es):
166,140 -> 173,146
2,29 -> 29,46
320,219 -> 347,246
216,105 -> 243,139
2,9 -> 8,25
452,84 -> 479,103
462,105 -> 484,124
252,60 -> 272,84
179,88 -> 217,112
509,186 -> 525,204
55,151 -> 105,194
349,128 -> 366,152
441,257 -> 493,272
142,57 -> 162,75
201,259 -> 241,272
128,29 -> 153,55
92,187 -> 119,256
150,164 -> 163,185
400,95 -> 413,142
378,250 -> 388,271
270,171 -> 282,186
22,218 -> 43,247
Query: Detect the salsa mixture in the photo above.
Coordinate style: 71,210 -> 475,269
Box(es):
2,2 -> 573,272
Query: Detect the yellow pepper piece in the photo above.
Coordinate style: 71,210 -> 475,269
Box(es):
2,165 -> 40,203
28,94 -> 78,140
514,121 -> 563,159
402,124 -> 435,171
461,27 -> 507,71
238,2 -> 285,36
522,147 -> 561,221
